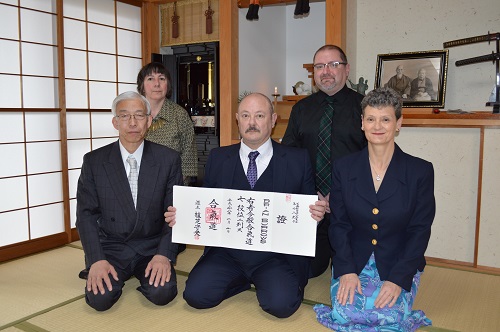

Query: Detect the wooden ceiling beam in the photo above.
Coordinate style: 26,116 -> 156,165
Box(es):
237,0 -> 299,8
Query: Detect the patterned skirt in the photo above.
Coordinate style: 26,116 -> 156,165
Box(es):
313,253 -> 431,332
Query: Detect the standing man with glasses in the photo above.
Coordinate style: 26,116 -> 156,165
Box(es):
76,91 -> 183,311
282,45 -> 367,278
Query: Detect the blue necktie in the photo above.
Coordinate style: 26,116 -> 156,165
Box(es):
247,151 -> 260,189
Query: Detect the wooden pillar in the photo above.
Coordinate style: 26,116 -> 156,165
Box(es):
219,1 -> 239,146
142,1 -> 160,65
325,0 -> 346,50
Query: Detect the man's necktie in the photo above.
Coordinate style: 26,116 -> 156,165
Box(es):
316,96 -> 334,196
247,151 -> 260,189
127,155 -> 138,208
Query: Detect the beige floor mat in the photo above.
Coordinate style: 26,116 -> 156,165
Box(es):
26,275 -> 322,332
0,246 -> 84,327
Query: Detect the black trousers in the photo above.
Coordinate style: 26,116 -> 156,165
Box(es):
309,213 -> 334,278
85,254 -> 177,311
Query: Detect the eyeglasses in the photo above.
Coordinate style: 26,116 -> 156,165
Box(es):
115,113 -> 149,121
313,61 -> 347,71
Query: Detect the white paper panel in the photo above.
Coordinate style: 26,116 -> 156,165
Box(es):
21,0 -> 56,13
117,29 -> 141,57
478,129 -> 500,268
63,0 -> 85,20
22,43 -> 57,77
0,4 -> 19,39
117,2 -> 141,32
64,49 -> 87,79
29,202 -> 65,239
88,53 -> 116,82
92,137 -> 117,150
90,111 -> 117,137
0,210 -> 29,247
118,83 -> 137,95
22,77 -> 58,108
67,139 -> 90,169
118,56 -> 142,83
0,177 -> 27,212
0,0 -> 18,5
0,40 -> 20,74
0,113 -> 24,143
68,169 -> 81,200
88,23 -> 115,54
25,112 -> 60,141
0,143 -> 26,177
87,0 -> 115,26
69,198 -> 77,228
26,141 -> 62,174
28,172 -> 63,206
67,112 -> 90,139
63,18 -> 86,50
65,79 -> 88,109
0,75 -> 22,108
21,9 -> 56,45
89,81 -> 116,109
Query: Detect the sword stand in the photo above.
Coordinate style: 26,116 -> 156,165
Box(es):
444,32 -> 500,113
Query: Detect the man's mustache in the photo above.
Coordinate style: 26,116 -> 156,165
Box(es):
246,126 -> 260,133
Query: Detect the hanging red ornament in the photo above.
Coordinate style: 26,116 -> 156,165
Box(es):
205,0 -> 214,35
172,1 -> 179,38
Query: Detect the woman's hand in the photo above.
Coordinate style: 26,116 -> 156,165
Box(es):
337,273 -> 362,306
374,280 -> 401,308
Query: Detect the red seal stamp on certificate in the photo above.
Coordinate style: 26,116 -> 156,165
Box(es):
286,194 -> 291,203
205,207 -> 222,224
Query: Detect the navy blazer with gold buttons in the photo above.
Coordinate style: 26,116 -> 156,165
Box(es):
329,144 -> 435,291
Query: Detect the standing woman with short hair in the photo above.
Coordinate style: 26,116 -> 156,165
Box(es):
137,62 -> 198,186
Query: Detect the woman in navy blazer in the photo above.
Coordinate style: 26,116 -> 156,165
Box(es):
314,87 -> 435,331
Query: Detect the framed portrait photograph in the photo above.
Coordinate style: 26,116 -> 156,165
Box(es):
375,50 -> 449,108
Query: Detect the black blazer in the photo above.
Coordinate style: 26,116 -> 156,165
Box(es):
76,140 -> 183,268
330,144 -> 435,291
202,140 -> 317,287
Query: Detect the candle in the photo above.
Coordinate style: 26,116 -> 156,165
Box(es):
274,86 -> 278,94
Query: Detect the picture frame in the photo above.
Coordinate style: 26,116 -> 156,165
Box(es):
374,50 -> 449,108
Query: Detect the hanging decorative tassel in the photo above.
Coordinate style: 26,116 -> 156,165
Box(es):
205,0 -> 214,35
172,1 -> 179,38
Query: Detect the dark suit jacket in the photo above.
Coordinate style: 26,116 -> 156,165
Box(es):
203,140 -> 317,288
76,140 -> 183,268
330,144 -> 435,291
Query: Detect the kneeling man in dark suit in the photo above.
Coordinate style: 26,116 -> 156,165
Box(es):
76,91 -> 183,311
166,93 -> 326,318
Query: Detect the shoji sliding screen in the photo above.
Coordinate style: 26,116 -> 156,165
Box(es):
0,0 -> 143,261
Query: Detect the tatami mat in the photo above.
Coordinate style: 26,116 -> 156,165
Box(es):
0,246 -> 84,328
413,266 -> 500,332
1,242 -> 499,331
26,275 -> 322,332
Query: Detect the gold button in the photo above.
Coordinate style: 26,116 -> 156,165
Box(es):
372,224 -> 378,230
372,208 -> 379,215
372,239 -> 377,245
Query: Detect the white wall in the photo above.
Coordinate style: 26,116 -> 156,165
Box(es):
352,0 -> 500,111
239,2 -> 325,98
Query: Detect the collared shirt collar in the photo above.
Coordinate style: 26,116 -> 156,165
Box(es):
240,137 -> 273,160
119,140 -> 145,171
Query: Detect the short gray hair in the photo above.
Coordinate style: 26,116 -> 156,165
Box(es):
361,87 -> 402,119
111,91 -> 151,116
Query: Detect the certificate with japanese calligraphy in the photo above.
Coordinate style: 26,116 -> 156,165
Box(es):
172,186 -> 318,256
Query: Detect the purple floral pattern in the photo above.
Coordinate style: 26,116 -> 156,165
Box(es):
313,253 -> 431,331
